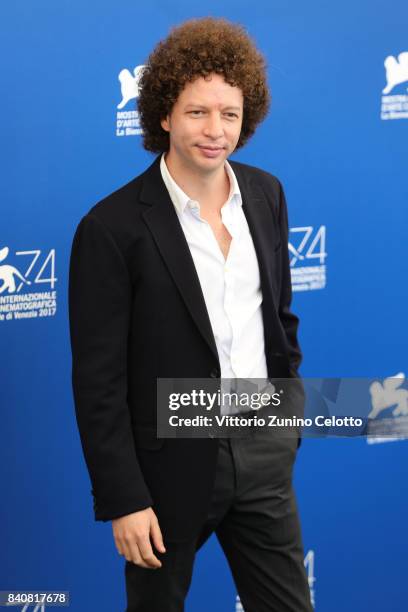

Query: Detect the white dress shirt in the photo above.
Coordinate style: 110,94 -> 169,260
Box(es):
160,154 -> 268,413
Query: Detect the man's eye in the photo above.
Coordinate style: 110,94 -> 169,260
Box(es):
225,113 -> 238,119
189,110 -> 204,116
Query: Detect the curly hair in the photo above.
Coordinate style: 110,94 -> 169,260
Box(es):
138,17 -> 271,153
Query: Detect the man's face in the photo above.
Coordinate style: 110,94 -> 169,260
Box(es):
160,73 -> 244,174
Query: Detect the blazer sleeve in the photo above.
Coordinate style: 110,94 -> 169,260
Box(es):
68,213 -> 153,521
276,181 -> 302,375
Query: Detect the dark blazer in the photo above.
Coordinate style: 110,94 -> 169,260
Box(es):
68,154 -> 302,542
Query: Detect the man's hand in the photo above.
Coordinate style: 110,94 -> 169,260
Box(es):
112,507 -> 166,568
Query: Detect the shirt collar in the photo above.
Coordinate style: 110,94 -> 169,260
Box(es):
160,153 -> 242,215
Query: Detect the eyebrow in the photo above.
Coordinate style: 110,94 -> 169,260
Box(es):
184,104 -> 242,111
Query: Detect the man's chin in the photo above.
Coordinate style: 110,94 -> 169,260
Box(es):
193,148 -> 228,171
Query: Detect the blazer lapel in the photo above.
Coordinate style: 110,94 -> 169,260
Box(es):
230,161 -> 287,355
140,156 -> 219,364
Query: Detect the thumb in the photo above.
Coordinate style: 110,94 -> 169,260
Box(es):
150,515 -> 166,553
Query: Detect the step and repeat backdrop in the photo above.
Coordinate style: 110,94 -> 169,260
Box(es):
1,1 -> 407,610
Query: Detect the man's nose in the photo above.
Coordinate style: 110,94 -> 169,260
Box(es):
203,113 -> 224,139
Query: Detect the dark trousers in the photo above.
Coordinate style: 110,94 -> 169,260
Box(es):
125,430 -> 313,612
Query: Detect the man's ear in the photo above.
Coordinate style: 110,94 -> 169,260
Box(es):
160,115 -> 170,132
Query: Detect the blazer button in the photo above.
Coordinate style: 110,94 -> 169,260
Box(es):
210,368 -> 220,378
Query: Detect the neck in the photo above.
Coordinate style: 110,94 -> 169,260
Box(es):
164,152 -> 230,213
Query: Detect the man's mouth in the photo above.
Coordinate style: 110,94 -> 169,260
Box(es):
197,145 -> 225,150
196,145 -> 226,158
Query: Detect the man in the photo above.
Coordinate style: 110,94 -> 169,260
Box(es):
69,17 -> 312,612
